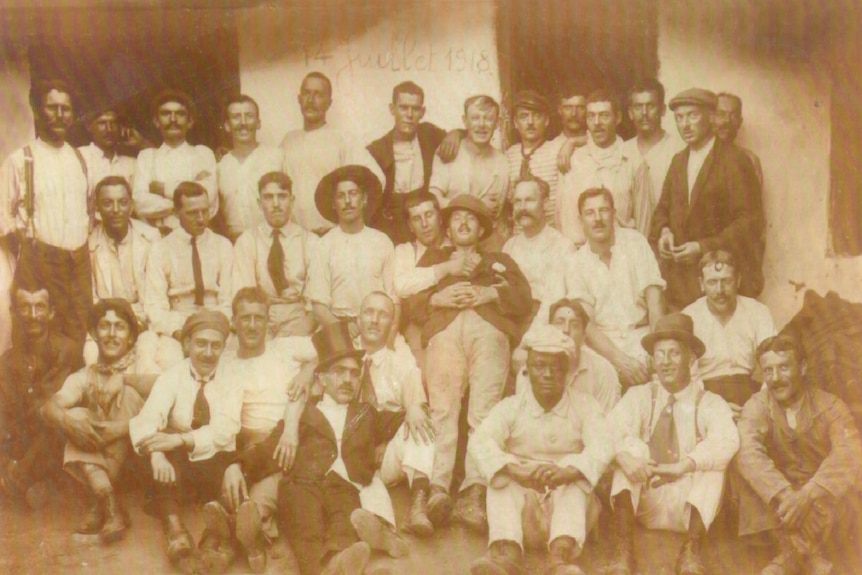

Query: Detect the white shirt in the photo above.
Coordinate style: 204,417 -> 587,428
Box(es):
132,142 -> 217,229
306,226 -> 395,319
0,139 -> 90,249
217,145 -> 283,239
393,241 -> 438,300
621,131 -> 686,235
502,225 -> 573,306
429,145 -> 509,219
233,221 -> 317,302
129,359 -> 243,462
364,345 -> 426,413
506,139 -> 563,227
316,393 -> 357,486
683,296 -> 776,381
78,143 -> 137,198
393,138 -> 424,193
144,227 -> 234,336
686,137 -> 716,201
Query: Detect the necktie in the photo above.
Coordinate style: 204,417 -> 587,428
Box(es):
191,235 -> 205,306
267,228 -> 289,296
191,378 -> 211,430
359,356 -> 379,409
649,394 -> 680,464
519,147 -> 534,179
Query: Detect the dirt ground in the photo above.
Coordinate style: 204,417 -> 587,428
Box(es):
1,478 -> 859,575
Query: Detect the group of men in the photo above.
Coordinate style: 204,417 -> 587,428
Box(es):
0,71 -> 859,575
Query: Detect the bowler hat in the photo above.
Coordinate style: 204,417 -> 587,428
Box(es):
641,313 -> 706,358
668,88 -> 718,111
314,165 -> 383,224
88,298 -> 140,345
512,90 -> 550,114
312,321 -> 364,372
440,194 -> 493,241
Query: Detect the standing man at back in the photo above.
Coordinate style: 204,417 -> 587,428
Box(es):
78,106 -> 137,199
713,92 -> 763,186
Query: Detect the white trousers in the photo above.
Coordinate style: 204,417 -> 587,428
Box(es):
379,422 -> 435,487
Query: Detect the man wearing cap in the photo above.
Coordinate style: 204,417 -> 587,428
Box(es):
651,88 -> 764,310
128,310 -> 241,572
133,89 -> 217,234
235,321 -> 408,575
713,93 -> 763,186
429,95 -> 510,251
306,165 -> 397,344
42,299 -> 158,543
606,313 -> 739,575
78,107 -> 137,199
407,193 -> 532,532
470,324 -> 613,575
233,171 -> 317,338
736,335 -> 862,575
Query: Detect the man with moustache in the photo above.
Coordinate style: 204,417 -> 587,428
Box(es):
233,171 -> 317,337
564,188 -> 665,389
736,335 -> 862,575
651,88 -> 764,310
558,90 -> 640,245
133,89 -> 217,234
713,93 -> 762,186
282,72 -> 383,235
78,107 -> 137,198
553,86 -> 590,170
606,313 -> 739,575
217,95 -> 284,242
0,79 -> 93,345
408,194 -> 532,532
621,80 -> 685,235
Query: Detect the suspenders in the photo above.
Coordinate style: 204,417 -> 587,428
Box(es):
21,144 -> 89,242
647,382 -> 706,444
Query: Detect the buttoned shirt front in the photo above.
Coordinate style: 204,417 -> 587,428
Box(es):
502,225 -> 573,307
364,345 -> 426,413
686,137 -> 716,201
506,139 -> 563,226
217,145 -> 283,238
233,221 -> 317,302
429,145 -> 510,219
78,142 -> 137,198
393,137 -> 425,194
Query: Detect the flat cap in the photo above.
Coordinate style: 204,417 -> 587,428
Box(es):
180,309 -> 231,341
668,88 -> 718,111
512,90 -> 550,114
522,324 -> 577,358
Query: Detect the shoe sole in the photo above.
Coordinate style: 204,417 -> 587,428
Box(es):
203,501 -> 232,542
350,509 -> 408,558
427,493 -> 453,527
235,501 -> 266,573
403,517 -> 434,538
324,541 -> 371,575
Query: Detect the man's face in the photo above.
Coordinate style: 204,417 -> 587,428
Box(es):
298,77 -> 332,125
224,101 -> 260,146
760,350 -> 804,408
333,180 -> 365,226
713,96 -> 742,143
550,306 -> 586,349
154,101 -> 192,144
87,111 -> 119,152
512,181 -> 544,232
177,193 -> 210,237
628,91 -> 664,137
526,350 -> 569,406
558,95 -> 587,135
448,209 -> 483,247
674,104 -> 713,147
586,101 -> 619,148
514,108 -> 549,147
234,300 -> 268,354
463,102 -> 498,146
95,310 -> 133,364
407,200 -> 441,247
699,263 -> 739,316
580,194 -> 615,244
259,182 -> 293,229
653,339 -> 693,394
321,357 -> 361,404
13,288 -> 53,339
38,89 -> 74,144
390,93 -> 425,140
97,184 -> 132,238
359,293 -> 394,350
185,328 -> 226,378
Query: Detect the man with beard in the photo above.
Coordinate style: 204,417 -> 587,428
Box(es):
42,299 -> 158,543
558,90 -> 640,245
564,188 -> 665,389
217,95 -> 283,241
407,194 -> 532,533
0,79 -> 93,345
78,107 -> 137,198
281,72 -> 383,235
713,93 -> 762,186
133,89 -> 217,234
233,171 -> 317,337
621,80 -> 685,235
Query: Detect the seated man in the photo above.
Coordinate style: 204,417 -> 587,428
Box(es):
606,313 -> 739,575
736,335 -> 862,575
236,322 -> 408,575
233,171 -> 317,337
683,250 -> 775,416
0,275 -> 83,508
129,310 -> 241,573
515,299 -> 620,414
470,325 -> 613,575
42,299 -> 158,543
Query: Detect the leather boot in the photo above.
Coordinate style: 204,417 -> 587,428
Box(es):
403,482 -> 433,538
761,532 -> 803,575
470,540 -> 524,575
545,536 -> 585,575
350,508 -> 408,558
76,494 -> 104,535
236,500 -> 267,573
453,484 -> 488,533
198,528 -> 237,575
164,514 -> 196,564
427,485 -> 453,527
99,490 -> 129,543
606,494 -> 637,575
677,510 -> 707,575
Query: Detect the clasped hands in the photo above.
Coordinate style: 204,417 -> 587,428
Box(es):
504,462 -> 582,492
658,230 -> 702,265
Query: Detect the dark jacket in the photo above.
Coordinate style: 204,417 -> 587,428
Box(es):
406,247 -> 533,347
650,139 -> 764,308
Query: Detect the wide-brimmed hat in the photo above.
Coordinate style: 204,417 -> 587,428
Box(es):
668,88 -> 718,111
440,194 -> 493,241
312,321 -> 365,372
314,165 -> 383,224
641,313 -> 706,358
88,298 -> 140,345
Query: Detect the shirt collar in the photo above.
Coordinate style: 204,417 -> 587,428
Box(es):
190,364 -> 215,384
525,386 -> 571,418
175,226 -> 207,244
159,141 -> 191,154
689,136 -> 716,158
